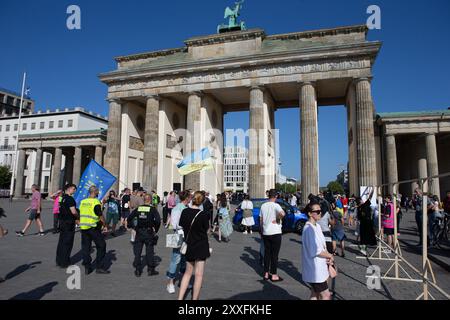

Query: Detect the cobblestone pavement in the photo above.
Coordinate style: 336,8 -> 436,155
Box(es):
0,199 -> 448,300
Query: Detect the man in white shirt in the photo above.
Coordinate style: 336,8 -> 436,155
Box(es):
290,194 -> 297,207
259,189 -> 285,282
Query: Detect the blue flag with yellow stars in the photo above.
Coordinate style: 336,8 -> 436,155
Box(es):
73,159 -> 117,207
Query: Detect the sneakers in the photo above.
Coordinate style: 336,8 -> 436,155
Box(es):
16,231 -> 24,237
134,268 -> 142,277
38,231 -> 45,236
167,283 -> 176,294
250,230 -> 253,234
96,268 -> 111,274
148,268 -> 159,276
243,231 -> 247,234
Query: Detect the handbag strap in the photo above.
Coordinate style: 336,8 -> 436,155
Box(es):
185,210 -> 203,242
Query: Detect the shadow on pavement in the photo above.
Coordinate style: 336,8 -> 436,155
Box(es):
224,280 -> 301,300
240,246 -> 263,276
5,261 -> 42,280
9,281 -> 58,300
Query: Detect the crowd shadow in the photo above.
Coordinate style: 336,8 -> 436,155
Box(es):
240,246 -> 263,276
277,258 -> 307,286
5,261 -> 42,281
9,281 -> 58,300
223,280 -> 301,300
102,250 -> 117,270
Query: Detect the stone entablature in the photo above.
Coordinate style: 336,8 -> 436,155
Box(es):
100,25 -> 380,100
377,110 -> 450,135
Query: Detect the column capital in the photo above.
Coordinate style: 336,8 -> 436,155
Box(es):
425,132 -> 436,137
352,76 -> 373,85
187,91 -> 204,98
247,85 -> 265,92
106,97 -> 122,104
297,81 -> 317,89
145,94 -> 161,101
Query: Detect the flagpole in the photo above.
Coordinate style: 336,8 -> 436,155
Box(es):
9,72 -> 27,199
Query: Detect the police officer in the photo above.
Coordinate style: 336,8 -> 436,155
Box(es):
56,184 -> 78,268
127,194 -> 161,277
79,185 -> 110,275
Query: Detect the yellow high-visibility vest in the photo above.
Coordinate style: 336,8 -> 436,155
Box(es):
79,198 -> 102,230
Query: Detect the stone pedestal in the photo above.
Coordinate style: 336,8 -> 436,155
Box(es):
184,92 -> 202,191
73,146 -> 82,186
355,78 -> 377,188
248,86 -> 266,199
14,149 -> 26,197
300,82 -> 319,204
143,96 -> 160,191
104,99 -> 122,192
425,133 -> 440,197
385,134 -> 398,195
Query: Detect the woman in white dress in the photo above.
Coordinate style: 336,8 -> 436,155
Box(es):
302,201 -> 334,300
240,195 -> 255,234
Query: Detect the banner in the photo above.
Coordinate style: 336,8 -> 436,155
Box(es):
176,147 -> 213,176
360,186 -> 377,207
73,159 -> 117,207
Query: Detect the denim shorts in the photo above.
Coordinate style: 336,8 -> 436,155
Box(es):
28,209 -> 40,220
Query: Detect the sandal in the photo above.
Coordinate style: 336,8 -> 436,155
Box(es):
263,273 -> 271,281
270,276 -> 283,282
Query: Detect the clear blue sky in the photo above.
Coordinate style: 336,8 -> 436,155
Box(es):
1,0 -> 449,186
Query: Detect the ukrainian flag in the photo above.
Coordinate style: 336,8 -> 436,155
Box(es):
177,148 -> 214,176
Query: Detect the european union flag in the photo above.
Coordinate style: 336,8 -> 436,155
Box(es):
73,159 -> 117,207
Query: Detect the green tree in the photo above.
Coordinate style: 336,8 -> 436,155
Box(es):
0,166 -> 12,189
327,180 -> 344,195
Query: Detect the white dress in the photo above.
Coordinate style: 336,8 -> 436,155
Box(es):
302,222 -> 329,284
241,200 -> 255,226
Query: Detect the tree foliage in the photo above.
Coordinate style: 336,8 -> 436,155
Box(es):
0,166 -> 12,189
326,180 -> 344,195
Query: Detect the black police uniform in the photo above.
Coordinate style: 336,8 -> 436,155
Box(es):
127,204 -> 161,276
56,194 -> 77,268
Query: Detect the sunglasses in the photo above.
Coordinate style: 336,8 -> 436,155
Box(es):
310,209 -> 322,214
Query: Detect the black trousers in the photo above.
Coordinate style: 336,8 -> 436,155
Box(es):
133,229 -> 156,269
81,228 -> 106,269
56,220 -> 75,267
263,234 -> 282,275
53,215 -> 60,232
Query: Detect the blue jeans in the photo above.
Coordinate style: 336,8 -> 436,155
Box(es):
166,248 -> 186,280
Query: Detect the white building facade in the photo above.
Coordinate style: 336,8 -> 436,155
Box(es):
0,108 -> 108,195
223,146 -> 248,193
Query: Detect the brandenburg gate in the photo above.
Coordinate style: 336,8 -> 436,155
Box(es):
99,25 -> 381,202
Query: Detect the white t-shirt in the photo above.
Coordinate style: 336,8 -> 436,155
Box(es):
241,200 -> 253,210
290,195 -> 297,207
260,201 -> 283,236
302,222 -> 329,283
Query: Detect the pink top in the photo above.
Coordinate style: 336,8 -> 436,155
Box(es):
167,195 -> 176,209
31,191 -> 41,210
382,203 -> 395,229
53,196 -> 61,215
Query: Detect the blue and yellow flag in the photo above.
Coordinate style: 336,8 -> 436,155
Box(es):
177,147 -> 214,176
73,159 -> 117,207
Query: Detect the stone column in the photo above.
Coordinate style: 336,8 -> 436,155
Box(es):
51,147 -> 63,193
95,146 -> 103,166
14,149 -> 26,197
72,146 -> 82,185
300,82 -> 319,204
355,78 -> 377,189
248,86 -> 266,199
33,148 -> 43,187
142,95 -> 160,191
385,134 -> 398,195
104,99 -> 122,192
426,133 -> 440,197
184,92 -> 202,191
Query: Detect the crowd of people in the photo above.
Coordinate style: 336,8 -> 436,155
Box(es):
1,181 -> 449,299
